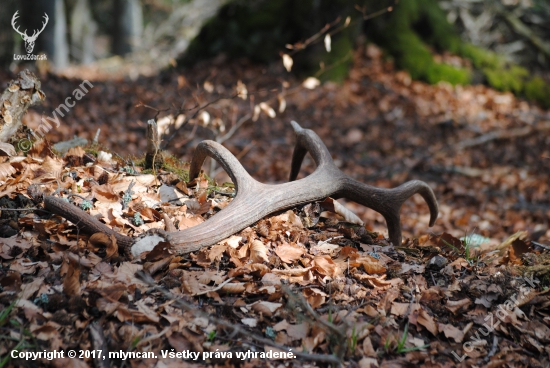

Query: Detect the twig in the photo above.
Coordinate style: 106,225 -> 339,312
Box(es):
532,241 -> 550,251
93,129 -> 101,145
145,119 -> 161,172
484,335 -> 499,362
0,207 -> 38,211
137,271 -> 342,366
88,322 -> 111,368
216,113 -> 252,145
496,3 -> 550,59
194,277 -> 234,296
454,122 -> 550,150
280,284 -> 345,339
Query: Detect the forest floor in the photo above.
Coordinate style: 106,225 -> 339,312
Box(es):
1,44 -> 550,368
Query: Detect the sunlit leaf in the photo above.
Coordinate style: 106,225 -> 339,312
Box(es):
302,77 -> 320,90
259,102 -> 276,118
282,54 -> 293,72
324,34 -> 331,52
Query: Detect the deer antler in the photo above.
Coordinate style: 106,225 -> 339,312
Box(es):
11,11 -> 27,38
44,121 -> 438,256
29,13 -> 49,40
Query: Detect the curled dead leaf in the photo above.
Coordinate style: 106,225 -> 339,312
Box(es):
0,143 -> 16,156
282,54 -> 293,72
251,240 -> 269,263
357,256 -> 386,274
221,282 -> 246,294
313,255 -> 342,277
320,197 -> 363,225
259,102 -> 276,118
275,243 -> 305,263
63,257 -> 81,296
251,301 -> 282,317
303,288 -> 327,309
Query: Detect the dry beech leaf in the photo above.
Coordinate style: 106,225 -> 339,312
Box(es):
320,197 -> 363,225
251,240 -> 269,263
417,308 -> 438,336
242,318 -> 257,328
252,105 -> 261,122
63,257 -> 81,296
0,143 -> 16,156
18,277 -> 44,301
445,298 -> 472,314
390,302 -> 409,317
221,235 -> 242,248
178,215 -> 204,230
89,233 -> 111,246
273,320 -> 310,341
438,323 -> 464,343
221,282 -> 246,294
496,231 -> 527,255
259,102 -> 276,118
302,77 -> 320,90
508,238 -> 532,264
93,184 -> 119,203
66,146 -> 86,158
261,273 -> 281,286
313,255 -> 342,277
303,288 -> 327,309
0,162 -> 16,179
282,54 -> 293,72
358,256 -> 386,274
272,267 -> 312,276
275,243 -> 305,263
251,301 -> 282,317
278,94 -> 286,113
228,263 -> 269,278
324,33 -> 331,52
236,80 -> 248,100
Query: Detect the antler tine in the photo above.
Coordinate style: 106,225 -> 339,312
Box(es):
188,140 -> 254,192
45,121 -> 438,257
338,178 -> 439,246
38,13 -> 49,33
29,13 -> 49,39
289,121 -> 336,181
11,11 -> 27,37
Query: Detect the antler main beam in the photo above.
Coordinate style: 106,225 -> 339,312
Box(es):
44,121 -> 438,256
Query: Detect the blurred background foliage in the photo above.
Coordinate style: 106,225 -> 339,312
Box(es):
1,0 -> 549,106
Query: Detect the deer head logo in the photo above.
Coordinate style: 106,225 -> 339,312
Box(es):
11,11 -> 49,54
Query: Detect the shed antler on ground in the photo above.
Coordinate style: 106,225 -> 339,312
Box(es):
44,121 -> 438,257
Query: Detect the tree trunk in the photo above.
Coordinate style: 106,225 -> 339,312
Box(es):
70,0 -> 97,64
111,0 -> 143,56
45,0 -> 70,69
0,0 -> 19,69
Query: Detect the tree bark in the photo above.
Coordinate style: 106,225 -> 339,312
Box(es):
0,0 -> 18,69
0,70 -> 45,153
111,0 -> 143,56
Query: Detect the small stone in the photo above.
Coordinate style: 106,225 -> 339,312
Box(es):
427,255 -> 448,270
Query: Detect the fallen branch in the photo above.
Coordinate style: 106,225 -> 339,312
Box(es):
455,122 -> 550,150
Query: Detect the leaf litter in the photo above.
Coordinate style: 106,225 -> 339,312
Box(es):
0,44 -> 549,367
